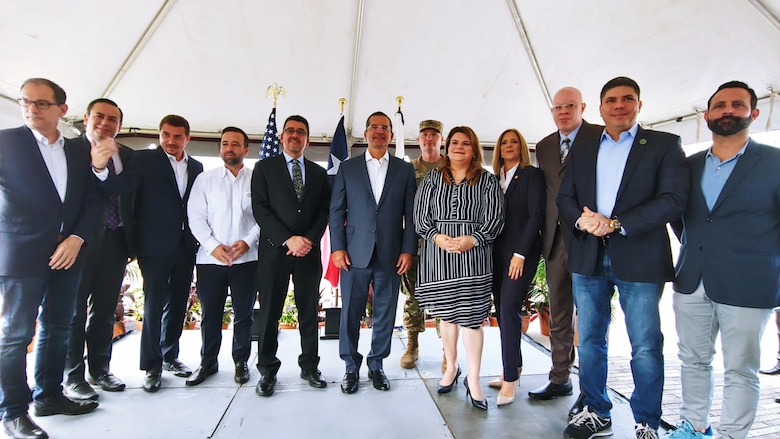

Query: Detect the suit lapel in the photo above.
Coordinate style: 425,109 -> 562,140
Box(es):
710,140 -> 760,213
688,151 -> 708,212
24,127 -> 63,206
504,167 -> 521,198
356,156 -> 376,206
377,157 -> 397,207
155,147 -> 179,196
281,156 -> 298,201
183,157 -> 200,201
614,128 -> 648,204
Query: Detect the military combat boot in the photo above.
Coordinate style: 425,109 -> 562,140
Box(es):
400,331 -> 419,369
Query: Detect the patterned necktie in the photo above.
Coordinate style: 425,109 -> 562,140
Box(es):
292,159 -> 303,201
105,158 -> 122,229
560,138 -> 571,163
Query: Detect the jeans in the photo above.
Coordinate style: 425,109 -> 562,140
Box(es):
0,270 -> 81,420
572,247 -> 664,429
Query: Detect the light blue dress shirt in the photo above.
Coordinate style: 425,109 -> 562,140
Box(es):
282,151 -> 306,185
596,123 -> 638,218
701,141 -> 748,211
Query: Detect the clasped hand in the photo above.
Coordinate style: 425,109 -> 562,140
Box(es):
577,206 -> 613,237
434,233 -> 475,254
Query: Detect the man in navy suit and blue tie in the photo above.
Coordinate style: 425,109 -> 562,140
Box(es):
558,77 -> 688,439
0,78 -> 102,439
664,81 -> 780,439
330,111 -> 417,394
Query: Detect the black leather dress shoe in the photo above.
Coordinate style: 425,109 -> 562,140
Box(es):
2,414 -> 48,439
63,381 -> 98,401
88,373 -> 126,392
163,359 -> 192,377
33,394 -> 98,416
568,392 -> 586,420
234,362 -> 250,384
759,361 -> 780,375
368,369 -> 390,391
341,371 -> 359,394
255,374 -> 277,397
185,365 -> 218,386
528,380 -> 573,400
143,369 -> 162,393
301,369 -> 327,388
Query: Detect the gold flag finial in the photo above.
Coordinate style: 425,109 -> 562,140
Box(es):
339,98 -> 347,115
266,83 -> 287,108
396,96 -> 404,109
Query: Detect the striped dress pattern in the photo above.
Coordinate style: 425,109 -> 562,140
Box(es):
413,168 -> 505,329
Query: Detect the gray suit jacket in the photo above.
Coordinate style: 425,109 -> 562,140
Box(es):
329,153 -> 417,270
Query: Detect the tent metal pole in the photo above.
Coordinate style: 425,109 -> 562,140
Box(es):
505,0 -> 552,108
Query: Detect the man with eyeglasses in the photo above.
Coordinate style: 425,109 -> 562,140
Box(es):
330,111 -> 417,394
0,78 -> 102,439
529,87 -> 602,417
63,98 -> 135,402
251,115 -> 331,397
558,77 -> 687,439
399,119 -> 445,370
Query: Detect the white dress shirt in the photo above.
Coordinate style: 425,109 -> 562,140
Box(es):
32,129 -> 67,202
165,150 -> 189,198
187,165 -> 260,265
499,163 -> 519,193
365,149 -> 389,204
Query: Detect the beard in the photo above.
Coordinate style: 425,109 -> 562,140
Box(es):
222,155 -> 241,166
707,114 -> 752,136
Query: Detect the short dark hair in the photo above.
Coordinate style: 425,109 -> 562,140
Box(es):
283,115 -> 309,134
220,126 -> 249,147
708,80 -> 758,111
86,98 -> 123,123
21,78 -> 66,105
600,76 -> 640,101
365,111 -> 393,131
159,114 -> 190,136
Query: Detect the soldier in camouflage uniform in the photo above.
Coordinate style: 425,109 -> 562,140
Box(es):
400,120 -> 445,369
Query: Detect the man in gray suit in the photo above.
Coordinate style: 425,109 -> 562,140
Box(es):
530,87 -> 601,415
330,111 -> 417,394
665,81 -> 780,439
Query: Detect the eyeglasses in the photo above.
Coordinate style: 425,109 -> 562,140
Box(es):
17,98 -> 60,109
283,128 -> 307,136
368,125 -> 391,132
551,103 -> 580,112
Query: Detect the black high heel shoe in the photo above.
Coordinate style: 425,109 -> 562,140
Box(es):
436,367 -> 461,394
464,376 -> 488,410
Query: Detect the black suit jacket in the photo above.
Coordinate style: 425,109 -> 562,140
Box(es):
96,146 -> 202,259
73,135 -> 137,258
251,154 -> 330,264
494,166 -> 545,260
0,126 -> 102,276
535,121 -> 603,259
673,140 -> 780,308
557,127 -> 688,283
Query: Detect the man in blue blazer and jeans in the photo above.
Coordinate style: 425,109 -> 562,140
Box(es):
558,77 -> 688,439
330,111 -> 417,394
664,81 -> 780,439
0,78 -> 102,439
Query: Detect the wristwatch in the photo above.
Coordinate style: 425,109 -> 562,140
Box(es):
609,217 -> 622,234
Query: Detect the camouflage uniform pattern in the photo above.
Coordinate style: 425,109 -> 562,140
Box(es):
401,156 -> 445,333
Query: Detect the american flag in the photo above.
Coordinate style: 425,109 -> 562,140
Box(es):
258,108 -> 280,160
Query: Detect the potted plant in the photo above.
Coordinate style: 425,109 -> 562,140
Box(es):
279,290 -> 298,329
222,296 -> 233,329
528,258 -> 551,336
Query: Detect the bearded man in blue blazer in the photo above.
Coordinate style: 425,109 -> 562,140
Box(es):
665,81 -> 780,439
330,111 -> 417,394
0,78 -> 102,439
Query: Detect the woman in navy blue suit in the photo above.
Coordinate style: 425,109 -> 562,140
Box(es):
490,128 -> 545,406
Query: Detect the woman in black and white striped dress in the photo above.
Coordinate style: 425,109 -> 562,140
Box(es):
414,126 -> 504,410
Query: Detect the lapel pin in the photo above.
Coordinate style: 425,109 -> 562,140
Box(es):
639,138 -> 647,145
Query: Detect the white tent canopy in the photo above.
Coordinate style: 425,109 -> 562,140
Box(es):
2,0 -> 779,158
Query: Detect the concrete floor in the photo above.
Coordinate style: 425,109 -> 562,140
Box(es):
25,326 -> 644,439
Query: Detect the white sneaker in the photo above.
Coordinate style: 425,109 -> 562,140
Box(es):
635,422 -> 658,439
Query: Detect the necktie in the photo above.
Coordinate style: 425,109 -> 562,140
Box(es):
105,158 -> 122,229
560,138 -> 571,163
292,159 -> 303,200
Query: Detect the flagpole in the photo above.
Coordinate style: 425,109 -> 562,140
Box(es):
258,83 -> 285,160
394,96 -> 405,159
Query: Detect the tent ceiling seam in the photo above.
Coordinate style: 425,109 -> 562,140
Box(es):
346,0 -> 366,146
748,0 -> 780,33
505,0 -> 551,108
101,0 -> 177,98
